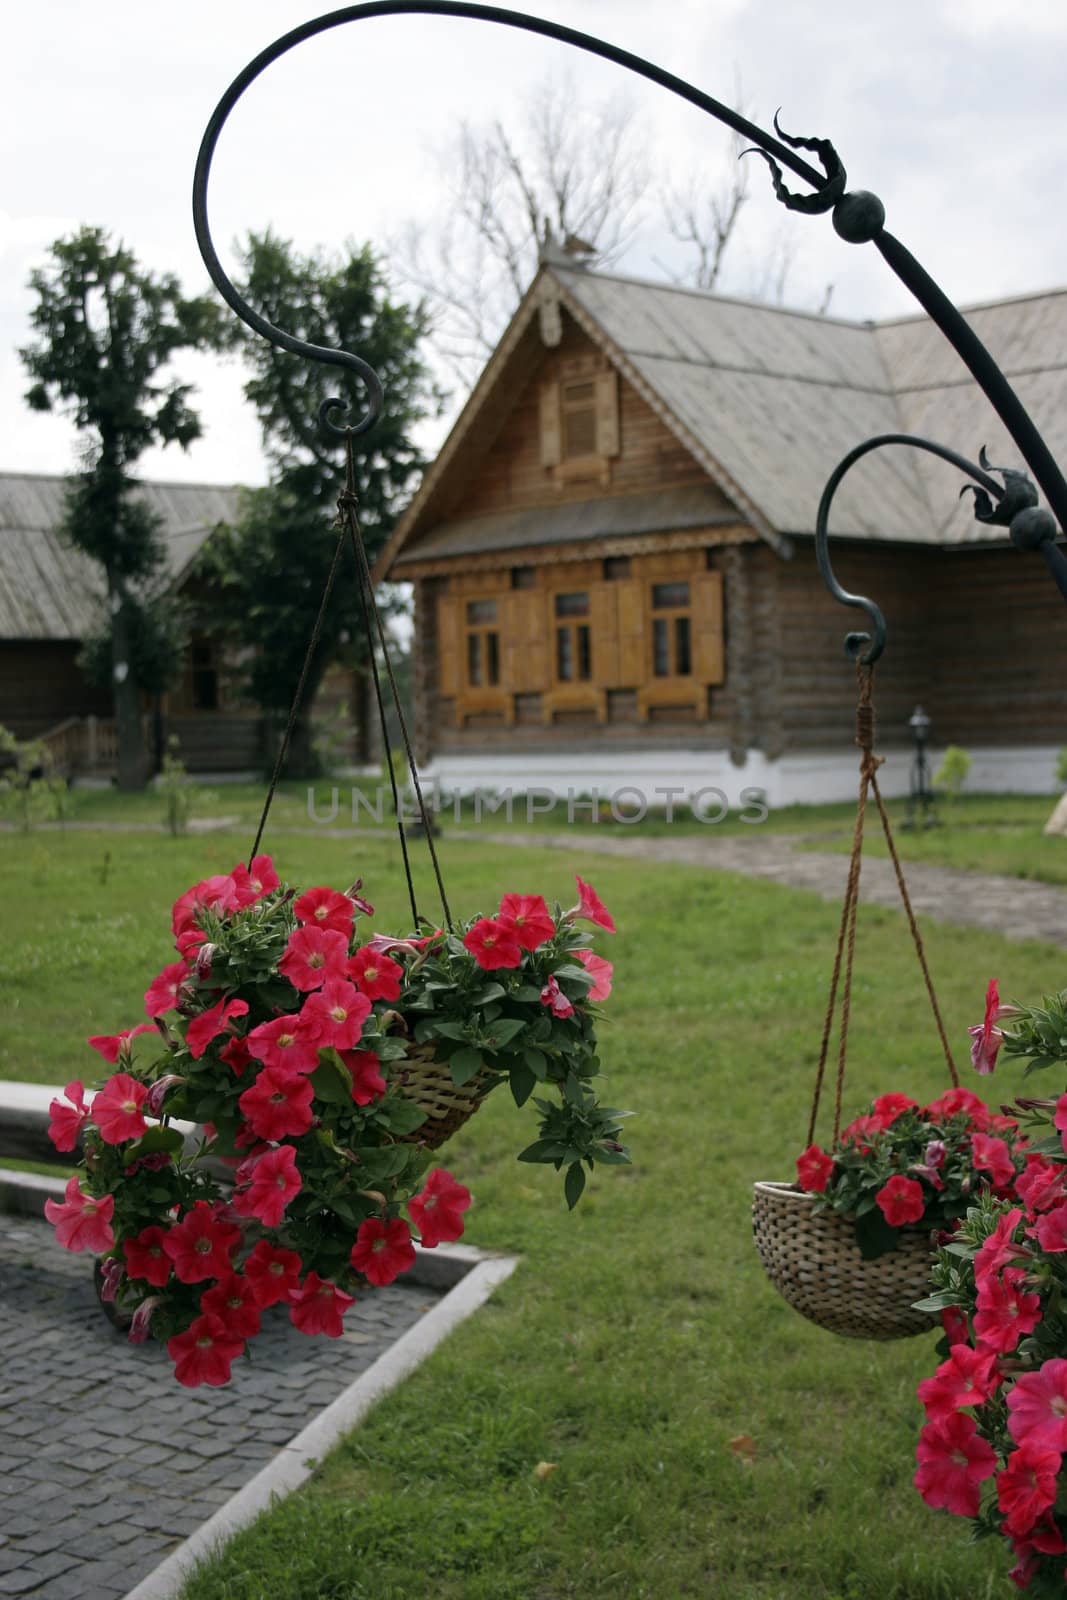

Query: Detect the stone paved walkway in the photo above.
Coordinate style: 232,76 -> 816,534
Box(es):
0,1217 -> 440,1600
473,829 -> 1067,949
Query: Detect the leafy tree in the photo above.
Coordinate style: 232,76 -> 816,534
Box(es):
20,226 -> 227,787
196,231 -> 440,775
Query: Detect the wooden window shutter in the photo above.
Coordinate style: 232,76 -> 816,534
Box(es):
436,594 -> 461,696
614,577 -> 646,685
500,589 -> 548,692
691,571 -> 725,685
594,370 -> 620,457
539,380 -> 562,467
589,582 -> 620,687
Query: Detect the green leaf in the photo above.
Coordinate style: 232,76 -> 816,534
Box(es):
450,1048 -> 485,1087
514,986 -> 543,1003
509,1064 -> 537,1107
310,1053 -> 353,1105
518,1138 -> 571,1164
124,1124 -> 185,1164
523,1048 -> 548,1079
564,1161 -> 586,1209
474,983 -> 506,1004
483,1017 -> 526,1049
376,1096 -> 428,1135
432,1022 -> 471,1042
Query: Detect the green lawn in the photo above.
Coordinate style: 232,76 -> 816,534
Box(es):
0,803 -> 1054,1597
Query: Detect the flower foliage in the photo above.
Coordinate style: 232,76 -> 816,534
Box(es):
910,979 -> 1067,1594
47,859 -> 628,1385
796,1088 -> 1025,1260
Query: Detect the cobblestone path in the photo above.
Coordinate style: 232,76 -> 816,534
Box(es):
0,1216 -> 439,1600
474,830 -> 1067,949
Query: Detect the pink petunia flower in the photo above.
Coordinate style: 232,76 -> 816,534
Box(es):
231,1144 -> 302,1228
292,886 -> 355,940
974,1267 -> 1043,1353
199,1273 -> 262,1340
463,917 -> 523,971
498,893 -> 555,951
167,1313 -> 245,1387
974,1208 -> 1026,1279
228,853 -> 279,905
44,1177 -> 115,1254
244,1240 -> 303,1308
575,949 -> 613,1001
540,975 -> 575,1019
998,1439 -> 1062,1540
219,1035 -> 253,1078
161,1201 -> 240,1284
246,1015 -> 321,1076
941,1306 -> 971,1348
144,961 -> 189,1019
917,1346 -> 1001,1423
875,1174 -> 926,1227
347,946 -> 404,1002
47,1080 -> 90,1153
238,1064 -> 315,1142
123,1225 -> 172,1287
367,931 -> 440,957
87,1023 -> 156,1064
1031,1203 -> 1067,1253
127,1296 -> 162,1344
796,1145 -> 834,1193
566,875 -> 616,934
870,1093 -> 919,1129
969,978 -> 1005,1075
171,874 -> 243,939
1017,1155 -> 1067,1215
279,925 -> 350,993
408,1168 -> 472,1249
914,1411 -> 998,1517
91,1073 -> 149,1145
185,997 -> 249,1061
971,1132 -> 1017,1190
350,1217 -> 416,1287
1007,1359 -> 1067,1451
339,1049 -> 387,1106
301,978 -> 372,1051
289,1272 -> 355,1337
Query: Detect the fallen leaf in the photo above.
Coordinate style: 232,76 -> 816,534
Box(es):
728,1434 -> 757,1464
533,1461 -> 558,1480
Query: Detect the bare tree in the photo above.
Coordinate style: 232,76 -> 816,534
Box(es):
391,72 -> 649,383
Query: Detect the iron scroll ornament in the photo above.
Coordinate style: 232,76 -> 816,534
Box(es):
193,1 -> 1067,630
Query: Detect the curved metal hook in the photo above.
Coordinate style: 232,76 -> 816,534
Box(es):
815,433 -> 1011,665
192,1 -> 835,440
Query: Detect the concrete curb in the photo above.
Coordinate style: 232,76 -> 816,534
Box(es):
120,1244 -> 518,1600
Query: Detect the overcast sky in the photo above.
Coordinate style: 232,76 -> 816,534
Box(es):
5,0 -> 1067,491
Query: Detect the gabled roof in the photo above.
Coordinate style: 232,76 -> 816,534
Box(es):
0,473 -> 242,641
380,266 -> 1067,575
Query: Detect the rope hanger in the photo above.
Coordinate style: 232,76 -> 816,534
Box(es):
806,666 -> 959,1149
247,435 -> 453,935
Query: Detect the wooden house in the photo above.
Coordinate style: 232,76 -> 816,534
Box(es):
0,473 -> 258,773
376,263 -> 1067,805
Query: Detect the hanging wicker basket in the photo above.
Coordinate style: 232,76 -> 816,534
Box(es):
393,1040 -> 498,1151
752,1181 -> 938,1341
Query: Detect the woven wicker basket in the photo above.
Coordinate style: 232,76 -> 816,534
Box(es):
752,1180 -> 938,1340
393,1040 -> 497,1151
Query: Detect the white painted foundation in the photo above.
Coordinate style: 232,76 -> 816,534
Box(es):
421,745 -> 1062,810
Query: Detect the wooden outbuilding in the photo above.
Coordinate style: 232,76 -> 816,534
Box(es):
377,263 -> 1067,805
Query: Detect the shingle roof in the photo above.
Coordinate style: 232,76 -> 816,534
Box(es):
0,474 -> 242,641
395,485 -> 736,565
380,267 -> 1067,574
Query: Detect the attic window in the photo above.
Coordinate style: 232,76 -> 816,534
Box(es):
561,381 -> 597,459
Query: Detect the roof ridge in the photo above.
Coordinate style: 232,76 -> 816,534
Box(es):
551,263 -> 871,329
0,469 -> 245,492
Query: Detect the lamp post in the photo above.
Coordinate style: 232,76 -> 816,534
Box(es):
904,706 -> 937,831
